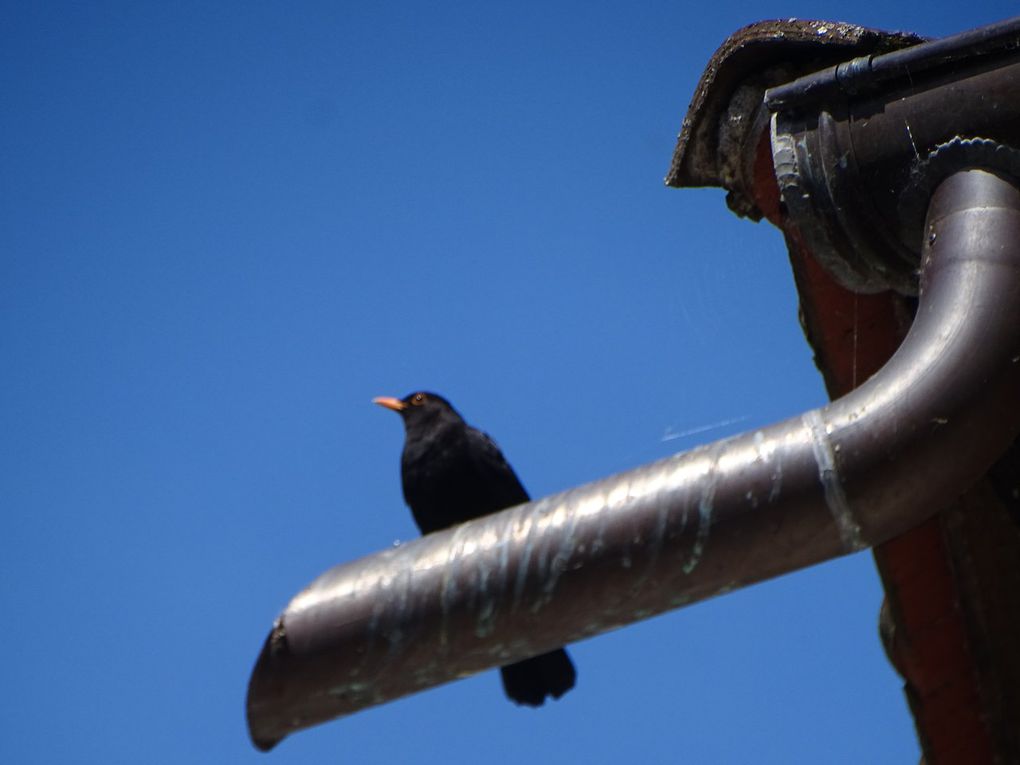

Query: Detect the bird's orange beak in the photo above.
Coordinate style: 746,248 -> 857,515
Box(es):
373,396 -> 407,412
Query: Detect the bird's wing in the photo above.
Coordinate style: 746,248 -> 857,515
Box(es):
466,428 -> 531,509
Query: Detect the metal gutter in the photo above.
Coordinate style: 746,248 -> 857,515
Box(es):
666,14 -> 1020,762
767,24 -> 1020,296
247,168 -> 1020,751
765,15 -> 1020,110
663,19 -> 924,219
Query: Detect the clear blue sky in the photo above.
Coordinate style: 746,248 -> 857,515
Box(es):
3,3 -> 1012,763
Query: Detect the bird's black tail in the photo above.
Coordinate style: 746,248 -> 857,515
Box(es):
500,648 -> 576,707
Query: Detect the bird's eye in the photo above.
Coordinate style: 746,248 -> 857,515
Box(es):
411,393 -> 426,405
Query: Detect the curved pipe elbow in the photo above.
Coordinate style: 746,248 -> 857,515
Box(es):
247,168 -> 1020,751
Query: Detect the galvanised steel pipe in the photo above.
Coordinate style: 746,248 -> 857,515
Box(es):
247,168 -> 1020,751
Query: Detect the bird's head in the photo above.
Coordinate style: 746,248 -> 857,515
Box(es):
373,391 -> 463,430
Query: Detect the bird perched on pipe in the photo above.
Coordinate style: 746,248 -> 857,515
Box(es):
374,391 -> 577,707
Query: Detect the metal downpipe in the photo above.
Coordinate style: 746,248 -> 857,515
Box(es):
247,168 -> 1020,751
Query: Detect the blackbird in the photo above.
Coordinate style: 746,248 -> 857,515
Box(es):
374,391 -> 576,706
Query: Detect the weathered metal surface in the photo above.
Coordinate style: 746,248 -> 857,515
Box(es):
766,15 -> 1020,109
665,19 -> 922,219
769,16 -> 1020,294
247,169 -> 1020,751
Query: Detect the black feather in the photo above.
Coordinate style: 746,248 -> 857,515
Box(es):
378,391 -> 577,706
